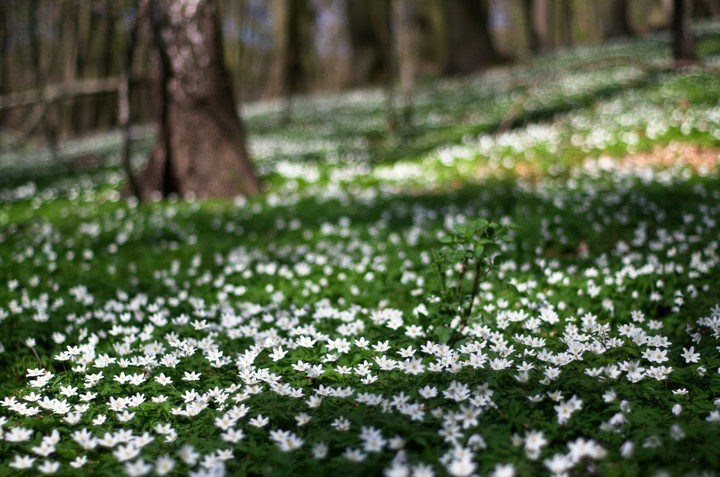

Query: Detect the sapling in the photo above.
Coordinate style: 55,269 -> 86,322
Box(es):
430,218 -> 513,345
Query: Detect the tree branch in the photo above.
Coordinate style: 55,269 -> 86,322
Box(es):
0,78 -> 121,111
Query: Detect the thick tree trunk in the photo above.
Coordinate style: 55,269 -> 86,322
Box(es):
346,0 -> 392,87
138,0 -> 259,199
673,0 -> 696,63
604,0 -> 633,39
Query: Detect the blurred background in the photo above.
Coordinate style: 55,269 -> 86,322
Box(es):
0,0 -> 717,152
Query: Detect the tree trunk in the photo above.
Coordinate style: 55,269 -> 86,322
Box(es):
443,0 -> 503,75
345,0 -> 392,87
413,0 -> 447,76
604,0 -> 633,38
700,0 -> 720,17
560,0 -> 573,47
137,0 -> 259,199
0,1 -> 7,137
523,0 -> 551,55
390,0 -> 415,130
673,0 -> 696,63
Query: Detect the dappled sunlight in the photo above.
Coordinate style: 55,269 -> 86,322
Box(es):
2,26 -> 720,477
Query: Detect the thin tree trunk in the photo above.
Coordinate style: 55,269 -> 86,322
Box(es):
443,0 -> 503,75
265,0 -> 289,99
701,0 -> 720,17
392,0 -> 415,130
673,0 -> 696,63
96,0 -> 119,129
138,0 -> 259,199
560,0 -> 573,47
525,0 -> 551,54
346,0 -> 392,87
0,1 -> 7,141
604,0 -> 633,38
120,0 -> 142,201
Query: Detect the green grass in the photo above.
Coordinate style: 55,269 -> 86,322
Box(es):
1,23 -> 720,477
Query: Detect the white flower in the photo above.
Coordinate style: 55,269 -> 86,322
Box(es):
70,456 -> 88,468
544,453 -> 573,475
524,430 -> 547,459
179,445 -> 199,465
9,455 -> 35,469
295,412 -> 312,426
5,426 -> 34,442
447,456 -> 475,477
706,410 -> 720,422
681,346 -> 700,363
342,448 -> 367,462
269,429 -> 303,451
312,443 -> 328,459
183,371 -> 201,381
269,347 -> 287,361
124,459 -> 152,477
642,348 -> 668,364
620,440 -> 634,458
331,417 -> 351,431
419,385 -> 438,399
490,464 -> 516,477
38,460 -> 60,474
155,373 -> 173,385
554,395 -> 583,425
221,428 -> 245,443
412,463 -> 436,477
385,461 -> 410,477
155,455 -> 175,476
249,415 -> 269,428
113,443 -> 140,462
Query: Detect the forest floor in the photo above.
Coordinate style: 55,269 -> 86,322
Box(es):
1,23 -> 720,477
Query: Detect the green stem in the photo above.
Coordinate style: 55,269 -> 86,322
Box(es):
431,249 -> 447,295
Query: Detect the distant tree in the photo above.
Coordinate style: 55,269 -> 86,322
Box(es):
560,0 -> 573,47
345,0 -> 392,87
389,0 -> 416,131
604,0 -> 633,39
265,0 -> 316,108
522,0 -> 551,54
137,0 -> 259,199
673,0 -> 696,64
443,0 -> 502,75
694,0 -> 720,18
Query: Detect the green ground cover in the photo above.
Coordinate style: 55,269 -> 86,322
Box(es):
1,25 -> 720,476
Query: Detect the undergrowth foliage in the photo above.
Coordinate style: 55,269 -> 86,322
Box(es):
430,219 -> 513,346
1,24 -> 720,477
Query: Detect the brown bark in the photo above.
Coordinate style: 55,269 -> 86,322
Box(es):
443,0 -> 503,75
412,0 -> 446,76
264,0 -> 315,119
120,0 -> 142,201
560,0 -> 573,47
701,0 -> 720,17
604,0 -> 633,39
523,0 -> 550,55
0,1 -> 6,127
137,0 -> 259,199
391,0 -> 416,130
346,0 -> 392,87
0,78 -> 121,111
673,0 -> 696,63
